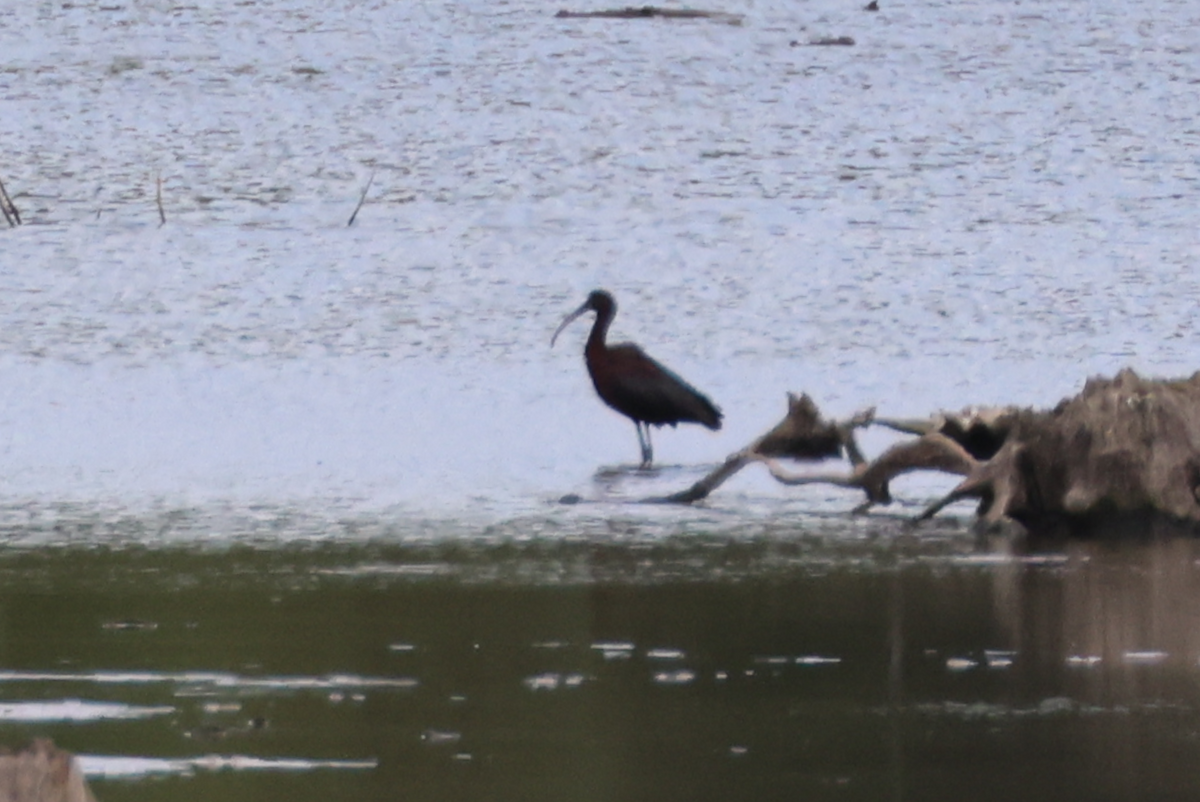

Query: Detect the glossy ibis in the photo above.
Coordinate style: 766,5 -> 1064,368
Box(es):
551,289 -> 722,467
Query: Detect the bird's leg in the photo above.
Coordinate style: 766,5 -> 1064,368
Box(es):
636,422 -> 654,468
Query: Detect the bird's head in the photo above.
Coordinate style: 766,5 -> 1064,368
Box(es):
551,289 -> 616,347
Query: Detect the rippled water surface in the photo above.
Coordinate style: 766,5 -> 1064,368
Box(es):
1,0 -> 1199,796
6,537 -> 1200,801
1,0 -> 1198,521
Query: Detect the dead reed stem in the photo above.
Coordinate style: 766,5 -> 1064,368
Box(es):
0,176 -> 20,227
347,169 -> 376,227
155,171 -> 166,226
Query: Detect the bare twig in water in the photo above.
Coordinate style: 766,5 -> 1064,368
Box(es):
155,171 -> 166,226
0,175 -> 21,227
347,170 -> 376,227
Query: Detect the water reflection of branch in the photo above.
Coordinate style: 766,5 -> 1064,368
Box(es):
990,536 -> 1200,707
888,568 -> 906,802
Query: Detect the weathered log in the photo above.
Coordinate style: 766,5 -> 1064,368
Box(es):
555,6 -> 744,23
0,740 -> 95,802
665,369 -> 1200,536
920,369 -> 1200,532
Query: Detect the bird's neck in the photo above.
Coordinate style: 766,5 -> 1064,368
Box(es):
585,310 -> 612,354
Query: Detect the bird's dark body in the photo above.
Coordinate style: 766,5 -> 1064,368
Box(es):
586,342 -> 722,430
552,289 -> 722,466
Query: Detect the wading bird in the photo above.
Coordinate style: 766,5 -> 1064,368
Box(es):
551,289 -> 722,467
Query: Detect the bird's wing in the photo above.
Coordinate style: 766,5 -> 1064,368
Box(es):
597,344 -> 723,429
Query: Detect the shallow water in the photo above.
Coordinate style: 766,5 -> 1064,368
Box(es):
1,0 -> 1200,796
0,0 -> 1198,520
5,536 -> 1200,801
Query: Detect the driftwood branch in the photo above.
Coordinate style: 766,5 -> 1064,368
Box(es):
665,368 -> 1200,537
651,393 -> 874,503
656,449 -> 756,504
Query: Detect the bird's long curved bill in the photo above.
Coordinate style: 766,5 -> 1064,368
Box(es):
550,303 -> 589,347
